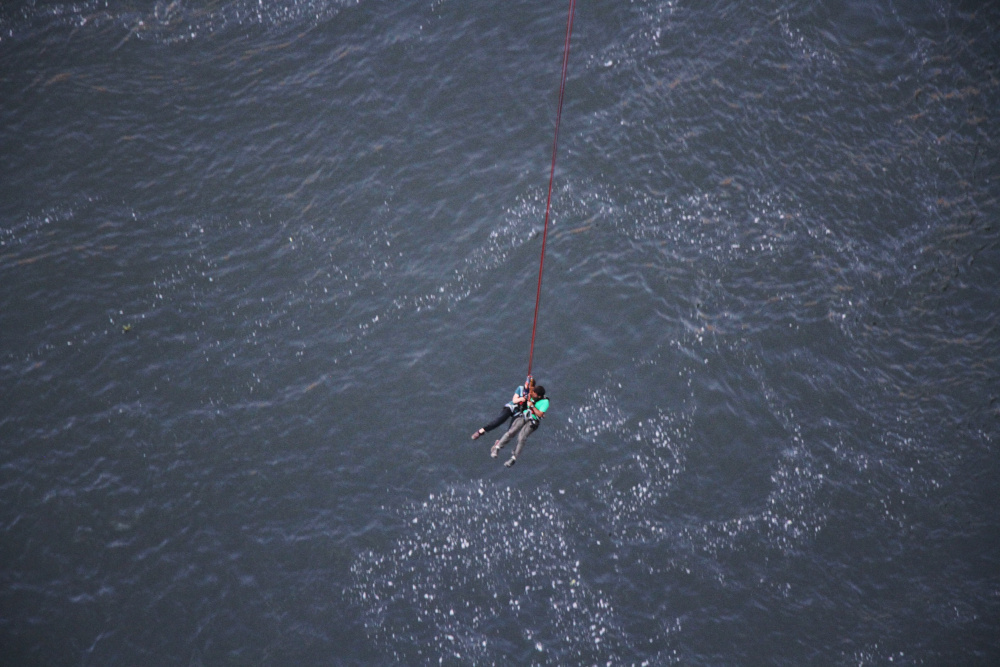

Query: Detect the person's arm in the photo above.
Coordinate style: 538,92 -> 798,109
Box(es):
520,376 -> 535,398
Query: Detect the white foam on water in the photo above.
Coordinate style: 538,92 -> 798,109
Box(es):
681,444 -> 825,560
588,338 -> 829,579
1,0 -> 361,45
775,7 -> 843,69
583,0 -> 679,74
350,480 -> 629,665
560,370 -> 689,546
692,343 -> 828,558
348,333 -> 835,663
595,408 -> 689,544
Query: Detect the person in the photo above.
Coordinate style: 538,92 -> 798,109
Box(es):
471,376 -> 534,440
491,384 -> 549,467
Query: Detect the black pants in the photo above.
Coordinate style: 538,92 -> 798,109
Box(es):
482,406 -> 514,433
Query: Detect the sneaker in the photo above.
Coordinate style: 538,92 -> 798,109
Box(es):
472,429 -> 483,440
504,456 -> 516,468
490,440 -> 501,458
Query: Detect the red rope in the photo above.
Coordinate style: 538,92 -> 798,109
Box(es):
527,0 -> 576,377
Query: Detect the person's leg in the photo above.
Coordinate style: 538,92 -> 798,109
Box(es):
473,407 -> 512,439
482,407 -> 513,432
504,422 -> 537,466
512,422 -> 537,459
492,417 -> 524,457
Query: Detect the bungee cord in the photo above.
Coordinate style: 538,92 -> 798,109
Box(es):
527,0 -> 576,377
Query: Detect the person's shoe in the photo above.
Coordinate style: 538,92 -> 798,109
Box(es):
504,456 -> 516,468
472,428 -> 484,440
491,441 -> 501,458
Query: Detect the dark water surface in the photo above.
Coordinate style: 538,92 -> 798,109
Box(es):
2,0 -> 999,664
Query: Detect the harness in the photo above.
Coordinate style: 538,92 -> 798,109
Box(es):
523,397 -> 549,425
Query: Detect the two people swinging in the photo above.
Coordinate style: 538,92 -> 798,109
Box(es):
471,375 -> 549,467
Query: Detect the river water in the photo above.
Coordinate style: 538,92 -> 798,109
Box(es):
1,0 -> 998,664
